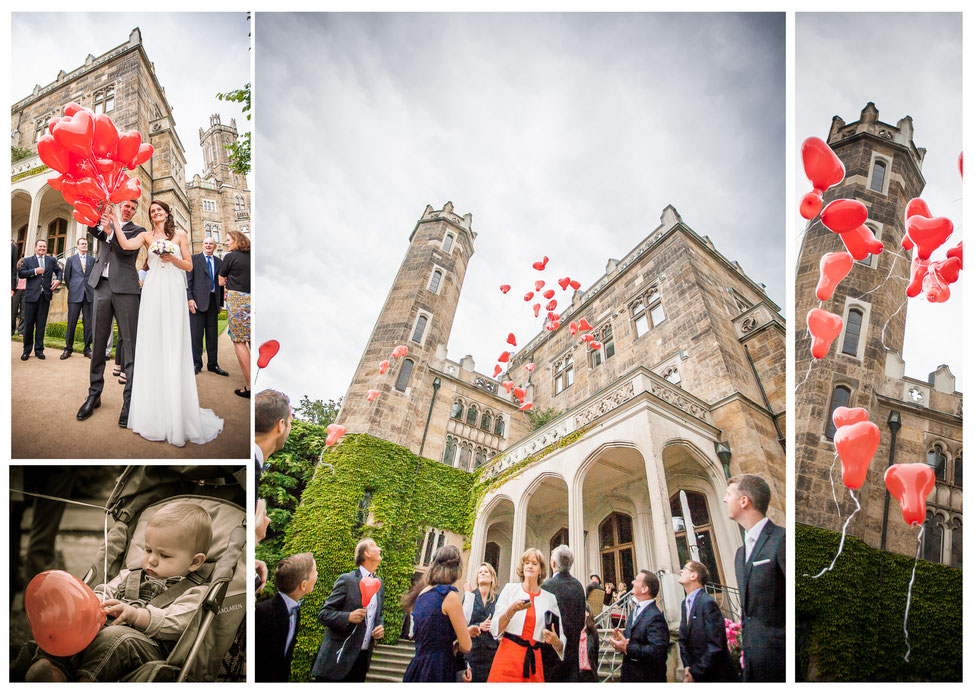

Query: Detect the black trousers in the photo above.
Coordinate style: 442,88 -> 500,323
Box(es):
11,289 -> 25,335
89,278 -> 139,404
22,296 -> 50,355
189,294 -> 220,371
313,649 -> 372,683
65,299 -> 93,352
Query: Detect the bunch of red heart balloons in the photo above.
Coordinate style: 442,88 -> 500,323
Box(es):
36,102 -> 153,227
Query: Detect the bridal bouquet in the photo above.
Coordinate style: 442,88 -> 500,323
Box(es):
150,240 -> 179,256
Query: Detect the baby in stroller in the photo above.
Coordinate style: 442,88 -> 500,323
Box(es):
27,502 -> 213,682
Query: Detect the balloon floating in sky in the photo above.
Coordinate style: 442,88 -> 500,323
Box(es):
498,351 -> 510,363
502,381 -> 514,394
800,191 -> 823,220
366,389 -> 380,402
532,256 -> 549,271
506,333 -> 517,347
821,199 -> 868,234
806,308 -> 842,359
543,289 -> 555,299
884,463 -> 936,527
500,284 -> 511,294
391,345 -> 408,359
526,363 -> 535,372
569,280 -> 581,290
524,292 -> 534,302
325,424 -> 346,447
534,280 -> 545,292
816,252 -> 853,301
801,136 -> 845,193
906,258 -> 928,298
513,387 -> 526,402
379,360 -> 390,375
906,214 -> 953,261
257,340 -> 280,369
832,406 -> 868,429
493,364 -> 502,377
838,224 -> 883,262
558,277 -> 571,291
833,418 -> 880,490
519,402 -> 533,411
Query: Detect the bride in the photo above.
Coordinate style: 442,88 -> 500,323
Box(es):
108,200 -> 223,446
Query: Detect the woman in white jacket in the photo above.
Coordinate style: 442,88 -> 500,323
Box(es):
487,548 -> 565,682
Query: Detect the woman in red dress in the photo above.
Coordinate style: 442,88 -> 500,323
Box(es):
488,548 -> 564,682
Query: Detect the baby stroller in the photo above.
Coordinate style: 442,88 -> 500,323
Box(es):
13,466 -> 247,682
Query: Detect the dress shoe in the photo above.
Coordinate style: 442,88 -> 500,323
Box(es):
77,395 -> 101,420
83,349 -> 92,358
119,405 -> 130,428
60,350 -> 72,360
21,353 -> 29,361
35,353 -> 45,360
194,367 -> 201,375
208,365 -> 230,377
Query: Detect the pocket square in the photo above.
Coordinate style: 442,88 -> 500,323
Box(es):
752,558 -> 771,566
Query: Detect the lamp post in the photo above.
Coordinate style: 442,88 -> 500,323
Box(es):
880,410 -> 902,550
715,441 -> 732,479
418,376 -> 442,457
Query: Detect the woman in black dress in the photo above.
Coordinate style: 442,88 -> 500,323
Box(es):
462,562 -> 499,682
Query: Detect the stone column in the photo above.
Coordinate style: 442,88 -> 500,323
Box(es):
641,422 -> 676,573
568,477 -> 586,584
511,494 -> 528,579
25,191 -> 43,252
468,508 -> 488,582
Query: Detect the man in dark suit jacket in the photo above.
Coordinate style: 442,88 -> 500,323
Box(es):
256,553 -> 319,682
18,239 -> 62,360
311,538 -> 385,682
725,473 -> 786,682
77,199 -> 145,427
609,570 -> 669,682
678,560 -> 737,682
186,236 -> 228,375
61,238 -> 96,359
540,545 -> 586,682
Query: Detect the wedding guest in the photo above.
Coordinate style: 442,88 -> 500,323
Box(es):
255,389 -> 292,499
577,606 -> 600,682
401,545 -> 472,682
217,230 -> 251,398
256,553 -> 319,682
608,570 -> 669,682
488,548 -> 564,682
678,560 -> 736,682
603,582 -> 615,606
540,545 -> 586,682
12,260 -> 27,336
462,562 -> 499,682
19,239 -> 62,360
61,238 -> 95,359
186,236 -> 228,376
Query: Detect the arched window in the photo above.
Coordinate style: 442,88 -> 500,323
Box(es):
922,510 -> 944,563
47,218 -> 68,258
474,448 -> 486,468
485,542 -> 501,574
663,366 -> 681,385
550,528 -> 569,553
480,411 -> 492,431
841,308 -> 863,356
450,401 -> 463,420
631,286 -> 666,337
951,517 -> 962,569
670,491 -> 722,584
591,324 -> 615,368
825,386 -> 851,439
436,531 -> 446,551
554,353 -> 574,395
953,454 -> 962,487
927,444 -> 947,482
442,233 -> 455,253
427,268 -> 443,293
870,160 -> 887,193
442,436 -> 457,466
466,405 -> 478,426
494,416 -> 505,437
423,529 -> 436,566
458,445 -> 472,471
395,359 -> 414,392
599,512 -> 635,586
354,488 -> 374,529
412,314 -> 428,344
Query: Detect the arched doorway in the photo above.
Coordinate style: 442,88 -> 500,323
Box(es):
599,512 -> 635,586
523,474 -> 569,577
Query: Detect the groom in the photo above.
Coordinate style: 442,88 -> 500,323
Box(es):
77,198 -> 144,427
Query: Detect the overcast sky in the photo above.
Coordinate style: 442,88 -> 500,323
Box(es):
796,13 -> 962,384
11,13 -> 251,183
256,13 -> 785,405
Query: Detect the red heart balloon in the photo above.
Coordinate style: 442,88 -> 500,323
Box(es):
493,364 -> 502,377
116,130 -> 142,164
801,136 -> 845,192
821,199 -> 868,234
569,323 -> 578,334
524,292 -> 534,302
543,289 -> 555,299
506,333 -> 517,346
25,570 -> 105,657
63,102 -> 92,117
360,575 -> 381,607
922,265 -> 950,303
547,312 -> 560,322
580,333 -> 593,343
502,381 -> 514,394
834,420 -> 881,490
51,110 -> 96,158
589,341 -> 601,350
37,135 -> 71,173
545,299 -> 558,311
325,423 -> 346,447
109,177 -> 141,204
907,215 -> 953,261
569,280 -> 581,290
800,191 -> 823,220
558,277 -> 571,291
832,406 -> 868,429
806,308 -> 842,359
839,224 -> 883,261
532,261 -> 546,271
936,257 -> 961,285
128,143 -> 154,170
391,345 -> 408,359
498,351 -> 510,363
92,114 -> 119,157
95,158 -> 117,175
500,284 -> 511,294
257,339 -> 280,368
514,387 -> 526,402
958,151 -> 963,177
47,116 -> 61,136
519,402 -> 533,411
47,174 -> 66,191
525,363 -> 535,372
74,200 -> 99,222
533,304 -> 541,318
906,258 -> 928,298
905,197 -> 932,221
900,232 -> 914,251
884,463 -> 936,527
545,321 -> 560,331
76,176 -> 105,201
946,241 -> 962,266
366,389 -> 380,402
534,280 -> 545,291
816,252 -> 853,301
378,359 -> 389,375
578,319 -> 593,331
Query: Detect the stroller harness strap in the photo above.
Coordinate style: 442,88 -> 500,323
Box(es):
119,569 -> 208,609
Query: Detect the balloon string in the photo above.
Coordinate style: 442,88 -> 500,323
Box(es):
902,524 -> 925,663
856,253 -> 905,299
829,454 -> 841,518
100,510 -> 110,601
805,488 -> 861,579
10,489 -> 108,511
880,297 -> 908,352
795,357 -> 816,394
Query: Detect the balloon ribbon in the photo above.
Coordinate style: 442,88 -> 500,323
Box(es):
902,524 -> 925,663
804,488 -> 861,578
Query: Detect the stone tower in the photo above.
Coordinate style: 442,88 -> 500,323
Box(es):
200,114 -> 239,182
795,103 -> 927,540
337,202 -> 476,453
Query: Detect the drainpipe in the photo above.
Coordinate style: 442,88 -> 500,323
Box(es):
880,410 -> 902,550
743,344 -> 784,449
418,376 -> 442,457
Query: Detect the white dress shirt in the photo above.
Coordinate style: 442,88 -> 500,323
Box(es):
744,517 -> 770,562
280,591 -> 300,656
359,565 -> 379,650
490,582 -> 566,649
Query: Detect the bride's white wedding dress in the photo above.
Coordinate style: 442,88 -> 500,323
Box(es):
128,246 -> 224,446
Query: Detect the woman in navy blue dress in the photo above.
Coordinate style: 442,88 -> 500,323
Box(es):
401,546 -> 472,682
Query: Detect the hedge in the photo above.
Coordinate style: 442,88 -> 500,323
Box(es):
796,523 -> 961,681
273,432 -> 476,681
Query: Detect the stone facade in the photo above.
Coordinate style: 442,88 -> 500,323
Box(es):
794,104 -> 962,566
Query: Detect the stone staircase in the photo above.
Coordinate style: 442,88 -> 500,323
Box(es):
366,640 -> 415,683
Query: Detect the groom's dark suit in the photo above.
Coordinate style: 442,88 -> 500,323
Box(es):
86,219 -> 144,410
186,251 -> 224,372
734,520 -> 786,682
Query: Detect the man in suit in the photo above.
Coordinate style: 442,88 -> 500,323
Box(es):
61,238 -> 96,359
311,538 -> 385,682
256,553 -> 319,682
186,236 -> 228,376
678,560 -> 737,682
540,545 -> 586,682
609,570 -> 669,682
724,473 -> 785,682
77,199 -> 144,426
18,239 -> 62,360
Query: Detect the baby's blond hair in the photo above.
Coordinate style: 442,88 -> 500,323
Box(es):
147,502 -> 213,556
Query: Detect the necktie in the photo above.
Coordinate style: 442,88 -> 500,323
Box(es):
206,256 -> 214,292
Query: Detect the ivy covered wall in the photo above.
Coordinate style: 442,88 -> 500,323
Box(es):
796,524 -> 961,682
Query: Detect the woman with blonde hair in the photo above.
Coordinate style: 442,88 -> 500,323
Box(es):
487,548 -> 564,682
218,229 -> 251,398
462,562 -> 499,682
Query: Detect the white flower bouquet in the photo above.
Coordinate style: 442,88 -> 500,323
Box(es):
150,239 -> 179,256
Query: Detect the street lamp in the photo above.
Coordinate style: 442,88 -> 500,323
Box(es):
715,441 -> 732,479
418,376 -> 442,456
880,410 -> 902,549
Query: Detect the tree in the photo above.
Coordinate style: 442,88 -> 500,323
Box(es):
216,83 -> 251,175
293,395 -> 342,427
528,407 -> 563,430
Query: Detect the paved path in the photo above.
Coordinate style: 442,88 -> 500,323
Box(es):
11,340 -> 250,459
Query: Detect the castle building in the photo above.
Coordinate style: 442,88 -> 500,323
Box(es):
337,200 -> 786,621
794,104 -> 962,567
10,28 -> 249,318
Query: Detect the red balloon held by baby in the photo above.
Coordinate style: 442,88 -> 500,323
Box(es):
24,570 -> 106,657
